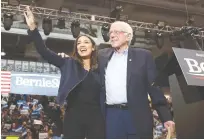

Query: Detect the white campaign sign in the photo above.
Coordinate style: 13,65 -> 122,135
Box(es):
11,72 -> 60,96
39,133 -> 48,139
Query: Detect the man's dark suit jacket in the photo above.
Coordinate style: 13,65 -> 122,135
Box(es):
98,47 -> 172,138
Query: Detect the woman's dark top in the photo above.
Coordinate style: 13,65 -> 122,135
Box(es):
67,71 -> 101,109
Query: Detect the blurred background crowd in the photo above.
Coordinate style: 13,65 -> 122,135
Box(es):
1,94 -> 63,139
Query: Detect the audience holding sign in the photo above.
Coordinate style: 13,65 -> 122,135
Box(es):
1,94 -> 63,139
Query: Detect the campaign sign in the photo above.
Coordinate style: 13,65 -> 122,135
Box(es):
173,47 -> 204,86
10,72 -> 60,96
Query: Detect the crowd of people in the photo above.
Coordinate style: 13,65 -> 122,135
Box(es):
152,96 -> 174,139
1,94 -> 174,139
1,94 -> 63,139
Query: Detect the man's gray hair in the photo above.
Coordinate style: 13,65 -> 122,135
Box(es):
111,21 -> 133,44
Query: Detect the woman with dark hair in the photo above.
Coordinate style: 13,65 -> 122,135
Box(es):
24,6 -> 105,139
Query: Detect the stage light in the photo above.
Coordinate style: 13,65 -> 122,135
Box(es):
156,20 -> 166,30
1,52 -> 6,56
144,29 -> 152,39
110,5 -> 123,22
155,32 -> 164,49
172,26 -> 199,37
42,17 -> 52,36
1,48 -> 6,56
71,20 -> 80,38
8,0 -> 20,6
101,23 -> 110,42
91,15 -> 95,21
3,13 -> 13,31
186,15 -> 195,26
157,32 -> 162,37
130,30 -> 136,45
57,18 -> 65,29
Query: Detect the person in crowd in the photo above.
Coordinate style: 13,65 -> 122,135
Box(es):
24,6 -> 105,139
97,21 -> 175,138
11,122 -> 17,132
26,129 -> 32,139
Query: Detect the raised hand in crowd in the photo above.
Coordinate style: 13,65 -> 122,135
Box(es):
24,6 -> 36,31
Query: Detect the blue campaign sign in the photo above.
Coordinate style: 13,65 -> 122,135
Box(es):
22,105 -> 29,110
17,100 -> 26,105
10,72 -> 60,96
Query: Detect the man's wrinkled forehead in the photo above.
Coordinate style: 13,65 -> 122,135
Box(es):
110,23 -> 124,31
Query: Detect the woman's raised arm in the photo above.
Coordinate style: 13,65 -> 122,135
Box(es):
24,6 -> 65,68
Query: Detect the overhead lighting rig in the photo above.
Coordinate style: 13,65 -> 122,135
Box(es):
42,17 -> 52,35
71,20 -> 80,38
1,1 -> 204,38
8,0 -> 20,6
57,18 -> 66,29
101,23 -> 110,42
3,13 -> 13,31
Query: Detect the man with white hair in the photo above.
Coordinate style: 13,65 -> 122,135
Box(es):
98,21 -> 175,138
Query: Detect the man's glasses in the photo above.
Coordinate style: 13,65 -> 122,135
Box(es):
107,30 -> 128,36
